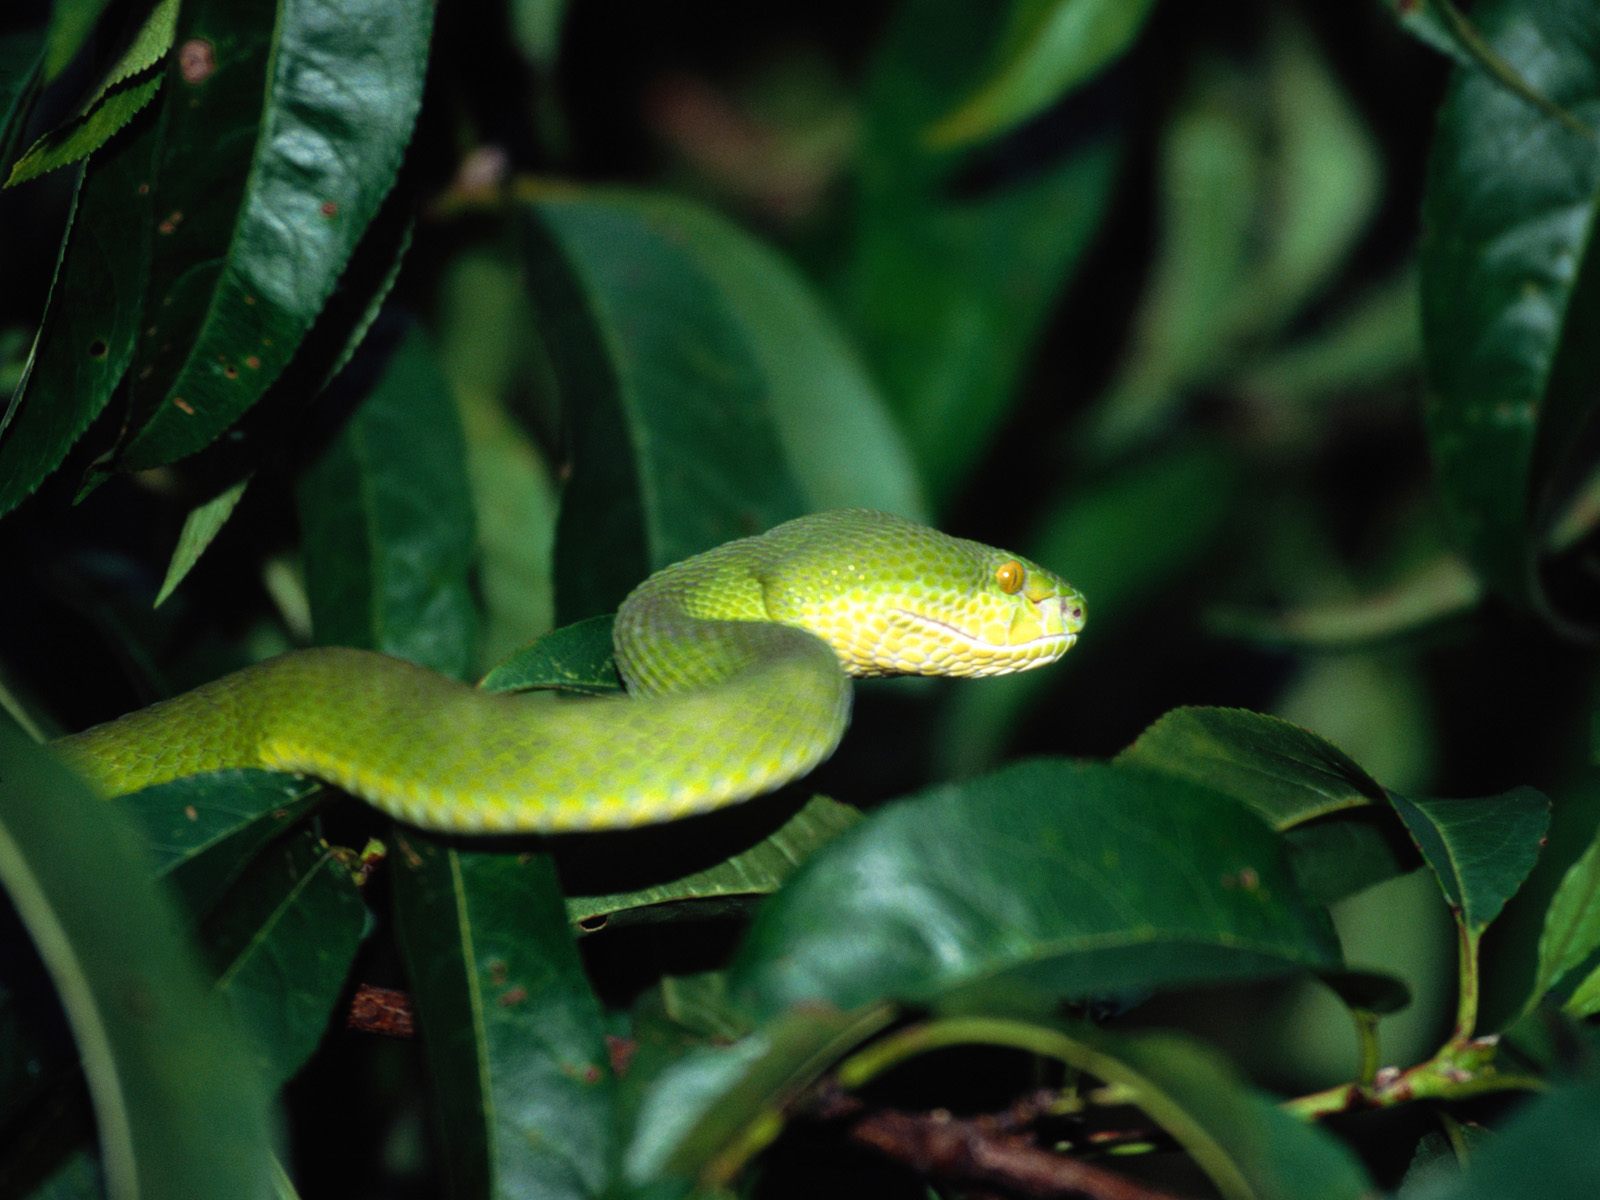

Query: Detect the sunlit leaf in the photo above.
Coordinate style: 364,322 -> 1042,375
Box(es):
480,615 -> 619,696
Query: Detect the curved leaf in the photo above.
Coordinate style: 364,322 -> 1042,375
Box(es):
0,725 -> 276,1198
928,0 -> 1157,149
1389,788 -> 1550,933
729,760 -> 1342,1020
1117,706 -> 1387,830
1420,0 -> 1600,609
480,615 -> 620,696
118,0 -> 432,469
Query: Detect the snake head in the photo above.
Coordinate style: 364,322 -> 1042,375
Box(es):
757,510 -> 1086,679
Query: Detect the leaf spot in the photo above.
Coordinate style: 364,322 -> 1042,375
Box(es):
487,960 -> 508,985
172,397 -> 195,415
496,985 -> 528,1008
87,339 -> 108,359
245,355 -> 262,370
183,805 -> 199,821
223,365 -> 239,379
179,40 -> 216,85
158,211 -> 184,235
319,200 -> 338,218
136,183 -> 149,195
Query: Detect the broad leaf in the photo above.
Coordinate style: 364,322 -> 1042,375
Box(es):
392,840 -> 614,1200
117,0 -> 432,470
297,327 -> 478,681
1117,706 -> 1386,829
521,193 -> 808,621
1389,789 -> 1551,932
0,725 -> 276,1197
1419,0 -> 1600,611
0,110 -> 156,518
480,616 -> 620,696
205,830 -> 366,1087
927,0 -> 1157,149
729,760 -> 1342,1019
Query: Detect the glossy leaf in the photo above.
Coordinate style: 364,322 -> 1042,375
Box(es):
615,193 -> 926,520
1117,706 -> 1386,830
7,0 -> 176,186
1389,788 -> 1551,932
521,193 -> 808,620
0,109 -> 155,518
120,768 -> 321,913
118,0 -> 433,470
392,840 -> 614,1200
0,725 -> 276,1197
844,0 -> 1120,499
1420,0 -> 1600,609
563,795 -> 860,932
154,476 -> 249,606
729,760 -> 1341,1020
297,327 -> 479,681
205,830 -> 367,1088
927,0 -> 1156,149
1529,830 -> 1600,1014
480,616 -> 620,696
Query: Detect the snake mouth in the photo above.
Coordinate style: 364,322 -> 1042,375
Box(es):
892,609 -> 1077,654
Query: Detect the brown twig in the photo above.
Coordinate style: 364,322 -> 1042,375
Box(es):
346,984 -> 415,1038
815,1088 -> 1187,1200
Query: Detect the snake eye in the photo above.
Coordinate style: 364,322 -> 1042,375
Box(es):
995,560 -> 1024,594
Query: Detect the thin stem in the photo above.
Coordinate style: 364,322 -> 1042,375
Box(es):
1453,923 -> 1481,1042
1353,1009 -> 1381,1088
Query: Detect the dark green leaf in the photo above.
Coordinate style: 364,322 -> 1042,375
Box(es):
927,0 -> 1157,149
729,760 -> 1341,1020
206,830 -> 366,1088
0,33 -> 45,171
1116,707 -> 1386,830
43,0 -> 113,81
1420,0 -> 1600,610
154,476 -> 249,607
392,840 -> 614,1200
0,725 -> 276,1197
563,795 -> 860,931
520,193 -> 808,620
1285,814 -> 1418,905
845,0 -> 1120,499
1430,1076 -> 1600,1198
0,110 -> 156,518
1389,788 -> 1551,932
613,193 -> 926,519
298,327 -> 479,680
120,768 -> 321,913
117,0 -> 433,469
480,615 -> 620,695
7,0 -> 176,186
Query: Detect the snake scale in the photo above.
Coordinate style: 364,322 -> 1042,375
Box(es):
55,510 -> 1086,832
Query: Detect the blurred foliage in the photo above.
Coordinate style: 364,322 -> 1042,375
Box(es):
2,0 -> 1600,1197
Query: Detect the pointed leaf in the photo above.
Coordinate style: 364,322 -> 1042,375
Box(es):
1117,706 -> 1387,830
43,0 -> 114,81
0,33 -> 45,170
392,840 -> 614,1200
1389,788 -> 1551,932
480,615 -> 620,696
1530,829 -> 1600,1013
730,760 -> 1341,1020
118,0 -> 432,469
154,476 -> 249,606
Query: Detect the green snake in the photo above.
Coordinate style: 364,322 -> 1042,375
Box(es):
55,510 -> 1085,833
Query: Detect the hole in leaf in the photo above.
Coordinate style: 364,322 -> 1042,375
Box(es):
87,339 -> 108,359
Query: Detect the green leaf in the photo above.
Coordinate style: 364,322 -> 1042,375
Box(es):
120,769 -> 321,913
926,0 -> 1156,149
297,328 -> 479,680
7,0 -> 177,186
1419,0 -> 1600,611
205,830 -> 366,1088
1210,554 -> 1481,651
613,193 -> 926,520
392,840 -> 614,1200
623,1007 -> 891,1190
480,615 -> 620,696
936,442 -> 1241,776
729,760 -> 1341,1020
563,795 -> 861,932
43,0 -> 113,81
1428,1076 -> 1600,1198
1285,812 -> 1418,905
0,724 -> 276,1197
117,0 -> 433,470
1530,829 -> 1600,1014
520,193 -> 808,620
845,0 -> 1121,499
1389,789 -> 1551,932
0,109 -> 156,519
0,33 -> 45,171
154,476 -> 249,607
1116,707 -> 1387,830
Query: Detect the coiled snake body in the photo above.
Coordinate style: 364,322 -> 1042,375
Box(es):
56,510 -> 1085,832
